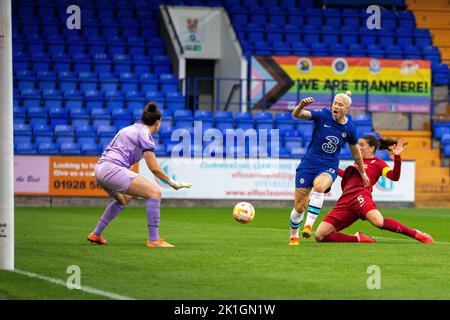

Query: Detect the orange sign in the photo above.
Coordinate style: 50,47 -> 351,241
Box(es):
49,156 -> 108,196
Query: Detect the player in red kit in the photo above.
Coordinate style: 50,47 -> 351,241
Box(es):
315,134 -> 434,244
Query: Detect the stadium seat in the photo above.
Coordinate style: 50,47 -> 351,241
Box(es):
60,142 -> 81,155
16,142 -> 37,154
215,111 -> 234,132
254,112 -> 273,130
111,108 -> 132,129
194,110 -> 214,130
38,142 -> 59,155
235,112 -> 254,130
173,109 -> 193,129
81,142 -> 101,155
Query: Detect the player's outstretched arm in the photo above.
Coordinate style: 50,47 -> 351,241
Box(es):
143,151 -> 192,190
349,144 -> 370,187
292,97 -> 315,120
384,138 -> 406,181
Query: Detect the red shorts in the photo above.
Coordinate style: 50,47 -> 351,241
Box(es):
323,187 -> 378,232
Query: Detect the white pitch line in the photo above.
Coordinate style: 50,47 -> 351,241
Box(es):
12,269 -> 135,300
372,235 -> 450,245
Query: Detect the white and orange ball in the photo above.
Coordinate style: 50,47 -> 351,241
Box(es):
232,202 -> 255,224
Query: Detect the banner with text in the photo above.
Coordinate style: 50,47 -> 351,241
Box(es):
251,56 -> 431,113
139,158 -> 415,202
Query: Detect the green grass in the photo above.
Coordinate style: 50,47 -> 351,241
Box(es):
1,206 -> 450,300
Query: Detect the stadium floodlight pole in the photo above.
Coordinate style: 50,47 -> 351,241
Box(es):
0,0 -> 14,271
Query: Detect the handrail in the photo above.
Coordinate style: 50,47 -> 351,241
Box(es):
162,5 -> 184,55
223,83 -> 241,111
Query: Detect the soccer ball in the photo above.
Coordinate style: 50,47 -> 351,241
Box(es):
233,202 -> 255,224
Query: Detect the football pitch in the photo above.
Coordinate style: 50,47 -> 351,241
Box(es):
1,206 -> 450,300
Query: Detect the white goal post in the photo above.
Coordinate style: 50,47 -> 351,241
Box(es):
0,0 -> 14,271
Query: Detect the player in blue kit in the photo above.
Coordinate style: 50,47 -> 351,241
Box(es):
289,92 -> 370,245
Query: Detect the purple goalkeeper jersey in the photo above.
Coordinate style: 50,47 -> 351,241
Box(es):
98,121 -> 155,168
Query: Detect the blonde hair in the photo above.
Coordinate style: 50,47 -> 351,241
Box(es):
334,90 -> 352,106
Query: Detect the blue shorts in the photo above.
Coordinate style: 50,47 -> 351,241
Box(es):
295,162 -> 338,189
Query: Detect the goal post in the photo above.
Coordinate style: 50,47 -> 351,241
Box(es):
0,0 -> 14,271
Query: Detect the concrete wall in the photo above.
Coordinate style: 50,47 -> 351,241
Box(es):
14,196 -> 414,209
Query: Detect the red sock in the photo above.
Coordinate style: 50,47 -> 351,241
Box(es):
322,232 -> 358,242
382,218 -> 417,238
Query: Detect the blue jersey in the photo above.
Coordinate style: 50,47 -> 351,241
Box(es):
302,107 -> 358,169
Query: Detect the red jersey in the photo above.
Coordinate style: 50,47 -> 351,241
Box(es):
338,155 -> 402,193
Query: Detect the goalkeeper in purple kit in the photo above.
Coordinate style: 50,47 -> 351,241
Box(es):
87,102 -> 192,248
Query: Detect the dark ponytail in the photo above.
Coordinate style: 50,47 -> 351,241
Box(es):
141,101 -> 162,125
361,135 -> 407,152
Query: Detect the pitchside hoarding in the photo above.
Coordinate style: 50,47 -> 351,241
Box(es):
14,156 -> 415,202
139,158 -> 416,202
251,56 -> 431,113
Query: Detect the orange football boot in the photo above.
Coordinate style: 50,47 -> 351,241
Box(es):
87,232 -> 107,245
414,230 -> 435,244
301,225 -> 313,238
355,231 -> 376,243
146,238 -> 175,248
289,237 -> 300,246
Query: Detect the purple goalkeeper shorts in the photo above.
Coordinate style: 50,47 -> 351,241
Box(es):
95,161 -> 138,196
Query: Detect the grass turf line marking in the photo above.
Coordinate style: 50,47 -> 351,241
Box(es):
12,269 -> 136,300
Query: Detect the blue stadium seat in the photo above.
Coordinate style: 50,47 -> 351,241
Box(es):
166,92 -> 185,113
14,123 -> 32,138
139,73 -> 158,92
97,125 -> 118,139
322,25 -> 339,45
60,142 -> 81,155
303,25 -> 320,43
173,109 -> 193,128
396,27 -> 414,48
266,24 -> 283,43
255,112 -> 273,130
91,108 -> 111,129
323,8 -> 341,28
443,144 -> 450,157
31,52 -> 50,72
289,147 -> 307,159
120,72 -> 138,92
126,91 -> 146,110
235,112 -> 254,130
99,72 -> 119,92
81,142 -> 101,155
85,90 -> 104,110
16,70 -> 35,91
49,106 -> 69,126
78,72 -> 98,93
113,54 -> 132,73
310,43 -> 328,56
105,90 -> 124,110
398,10 -> 416,30
275,112 -> 295,134
415,28 -> 432,47
111,108 -> 132,129
338,27 -> 357,47
385,45 -> 403,59
27,106 -> 48,126
36,70 -> 57,91
153,55 -> 171,74
284,25 -> 302,43
215,111 -> 234,132
64,89 -> 84,109
58,71 -> 78,91
21,88 -> 41,107
42,89 -> 63,108
194,110 -> 214,130
132,54 -> 152,74
342,8 -> 360,28
73,53 -> 92,72
145,91 -> 165,106
16,142 -> 37,154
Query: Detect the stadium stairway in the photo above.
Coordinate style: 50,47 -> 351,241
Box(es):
378,129 -> 450,208
407,0 -> 450,65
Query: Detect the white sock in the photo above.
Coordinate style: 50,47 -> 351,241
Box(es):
289,208 -> 304,238
304,191 -> 325,228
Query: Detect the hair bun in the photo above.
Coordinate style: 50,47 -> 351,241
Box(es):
146,102 -> 158,112
344,90 -> 352,96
